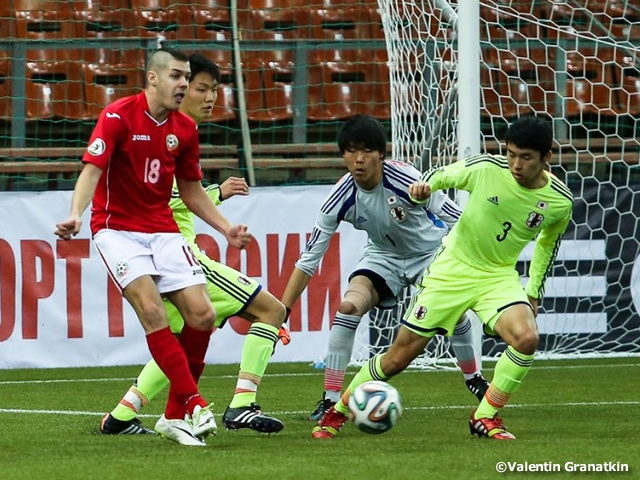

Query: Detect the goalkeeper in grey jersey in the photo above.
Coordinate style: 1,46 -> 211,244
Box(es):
281,114 -> 488,421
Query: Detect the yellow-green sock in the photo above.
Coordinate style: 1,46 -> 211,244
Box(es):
475,346 -> 534,418
336,354 -> 388,415
111,359 -> 169,421
229,322 -> 279,408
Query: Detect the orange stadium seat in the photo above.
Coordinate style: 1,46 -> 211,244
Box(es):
0,53 -> 11,119
481,65 -> 545,120
306,63 -> 372,121
244,10 -> 305,71
304,7 -> 372,65
191,0 -> 233,42
71,0 -> 139,38
306,65 -> 327,120
480,3 -> 543,40
243,63 -> 269,122
82,49 -> 144,119
262,66 -> 294,121
619,72 -> 640,117
609,50 -> 640,117
590,0 -> 640,40
14,0 -> 77,39
307,0 -> 378,8
0,3 -> 14,38
245,8 -> 309,43
25,50 -> 86,120
130,0 -> 195,42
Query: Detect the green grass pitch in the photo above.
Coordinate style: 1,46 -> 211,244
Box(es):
0,358 -> 638,480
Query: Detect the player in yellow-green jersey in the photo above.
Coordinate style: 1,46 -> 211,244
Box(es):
313,115 -> 573,440
100,53 -> 288,445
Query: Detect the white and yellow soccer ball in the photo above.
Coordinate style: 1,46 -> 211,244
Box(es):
348,380 -> 403,434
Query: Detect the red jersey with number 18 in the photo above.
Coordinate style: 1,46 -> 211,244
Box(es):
82,92 -> 202,235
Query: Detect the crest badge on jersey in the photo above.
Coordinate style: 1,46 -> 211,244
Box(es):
414,305 -> 427,320
115,260 -> 129,277
166,134 -> 179,151
87,138 -> 106,156
526,211 -> 545,229
387,196 -> 397,205
389,206 -> 406,222
536,200 -> 548,210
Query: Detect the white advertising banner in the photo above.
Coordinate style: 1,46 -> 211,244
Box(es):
0,186 -> 367,369
0,186 -> 614,369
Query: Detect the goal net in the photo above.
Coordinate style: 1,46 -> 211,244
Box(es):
355,0 -> 640,368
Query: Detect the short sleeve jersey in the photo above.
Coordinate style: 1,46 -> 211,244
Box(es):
83,92 -> 203,235
419,154 -> 573,298
295,160 -> 462,276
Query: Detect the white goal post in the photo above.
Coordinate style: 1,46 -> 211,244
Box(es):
355,0 -> 640,368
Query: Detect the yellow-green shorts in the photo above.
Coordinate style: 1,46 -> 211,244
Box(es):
402,248 -> 530,337
164,253 -> 261,333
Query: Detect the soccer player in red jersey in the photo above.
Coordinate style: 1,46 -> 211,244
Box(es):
55,48 -> 250,446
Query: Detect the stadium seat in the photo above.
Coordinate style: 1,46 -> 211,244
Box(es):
307,0 -> 378,7
0,53 -> 11,119
590,0 -> 640,40
14,0 -> 77,39
82,49 -> 144,119
306,63 -> 372,121
244,10 -> 307,78
619,71 -> 640,117
25,50 -> 86,120
130,0 -> 195,42
481,67 -> 551,126
609,50 -> 640,117
304,7 -> 372,65
191,0 -> 233,42
262,65 -> 294,121
245,8 -> 309,44
306,65 -> 327,121
358,51 -> 390,120
0,3 -> 14,38
480,4 -> 542,40
71,0 -> 138,38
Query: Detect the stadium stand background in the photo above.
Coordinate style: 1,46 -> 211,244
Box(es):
0,0 -> 638,189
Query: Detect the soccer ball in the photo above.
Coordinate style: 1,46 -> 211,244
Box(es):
348,380 -> 403,434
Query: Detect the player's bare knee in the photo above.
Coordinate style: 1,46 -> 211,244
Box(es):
184,305 -> 216,330
512,330 -> 539,355
248,291 -> 286,327
263,300 -> 286,327
136,302 -> 167,331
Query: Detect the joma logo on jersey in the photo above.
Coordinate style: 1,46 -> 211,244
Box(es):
389,206 -> 406,222
526,211 -> 545,229
132,134 -> 151,141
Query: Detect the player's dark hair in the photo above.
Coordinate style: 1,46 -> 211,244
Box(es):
337,114 -> 387,157
505,115 -> 553,157
188,53 -> 221,84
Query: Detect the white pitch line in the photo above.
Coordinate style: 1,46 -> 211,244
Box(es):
1,400 -> 639,418
0,361 -> 639,386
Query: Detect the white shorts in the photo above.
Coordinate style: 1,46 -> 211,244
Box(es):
93,229 -> 206,293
